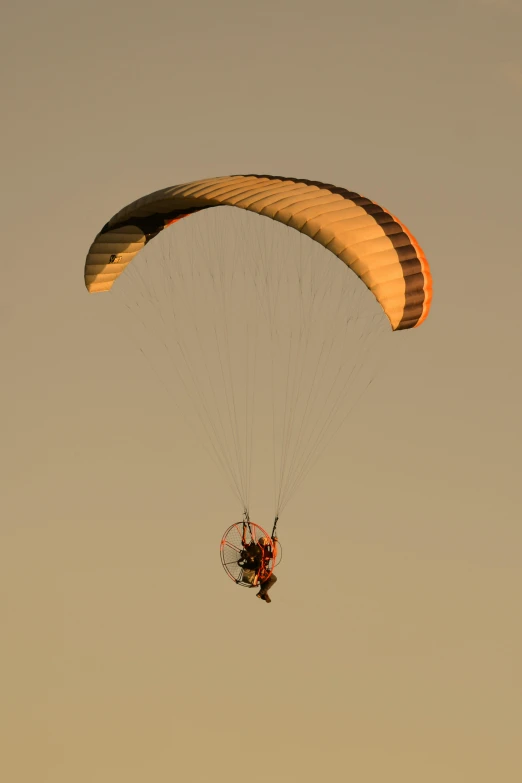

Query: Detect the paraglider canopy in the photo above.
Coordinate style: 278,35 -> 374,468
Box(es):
84,173 -> 432,331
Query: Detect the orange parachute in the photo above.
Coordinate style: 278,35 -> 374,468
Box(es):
84,174 -> 432,330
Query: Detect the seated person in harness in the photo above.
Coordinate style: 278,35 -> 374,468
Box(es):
238,535 -> 278,604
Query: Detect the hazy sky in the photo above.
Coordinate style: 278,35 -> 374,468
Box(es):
1,1 -> 521,781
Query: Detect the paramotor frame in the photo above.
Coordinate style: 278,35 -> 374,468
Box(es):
220,520 -> 279,588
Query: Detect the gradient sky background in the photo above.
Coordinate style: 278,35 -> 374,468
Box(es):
1,1 -> 521,781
